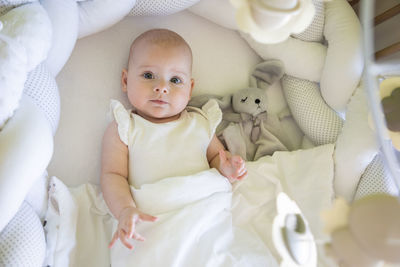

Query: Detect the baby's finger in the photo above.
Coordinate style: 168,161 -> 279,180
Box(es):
122,220 -> 136,238
139,213 -> 158,222
108,231 -> 119,248
119,230 -> 134,250
132,232 -> 145,242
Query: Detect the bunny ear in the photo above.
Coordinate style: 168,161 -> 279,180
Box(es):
250,60 -> 285,88
218,95 -> 233,110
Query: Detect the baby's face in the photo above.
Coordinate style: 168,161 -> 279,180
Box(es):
123,41 -> 194,123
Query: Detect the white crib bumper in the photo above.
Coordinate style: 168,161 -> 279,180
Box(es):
322,0 -> 364,114
0,96 -> 53,232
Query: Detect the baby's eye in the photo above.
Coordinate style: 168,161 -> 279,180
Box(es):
241,97 -> 248,103
170,77 -> 181,84
143,72 -> 154,79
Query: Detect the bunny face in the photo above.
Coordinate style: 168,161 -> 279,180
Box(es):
232,88 -> 268,117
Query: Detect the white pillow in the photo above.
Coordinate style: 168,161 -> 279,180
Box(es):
188,0 -> 237,30
0,3 -> 52,71
321,0 -> 363,113
0,201 -> 46,267
77,0 -> 136,39
0,96 -> 53,232
0,3 -> 52,127
49,11 -> 261,186
334,85 -> 379,202
129,0 -> 200,16
242,34 -> 327,83
0,0 -> 37,15
40,0 -> 79,77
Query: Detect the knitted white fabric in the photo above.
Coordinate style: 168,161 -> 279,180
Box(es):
0,201 -> 46,267
23,63 -> 60,135
129,0 -> 200,16
292,0 -> 325,43
282,75 -> 343,145
354,152 -> 399,201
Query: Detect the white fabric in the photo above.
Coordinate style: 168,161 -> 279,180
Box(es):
77,0 -> 136,39
321,0 -> 363,113
242,33 -> 327,83
231,0 -> 315,44
23,63 -> 60,135
334,85 -> 379,202
354,153 -> 399,201
292,0 -> 325,43
111,99 -> 221,188
111,169 -> 277,267
0,0 -> 37,16
0,96 -> 53,232
40,0 -> 79,77
0,2 -> 52,127
129,0 -> 200,16
24,172 -> 49,221
188,0 -> 237,30
45,144 -> 335,267
49,11 -> 261,186
0,3 -> 51,71
282,75 -> 343,146
43,176 -> 78,267
0,202 -> 46,267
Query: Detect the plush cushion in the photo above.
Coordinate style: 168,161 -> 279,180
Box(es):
48,11 -> 261,186
0,201 -> 46,267
0,0 -> 36,15
0,2 -> 52,127
0,28 -> 27,128
40,0 -> 79,76
321,0 -> 363,113
282,75 -> 343,146
354,153 -> 399,201
0,3 -> 51,71
334,85 -> 379,202
129,0 -> 201,16
77,0 -> 136,38
24,172 -> 49,220
188,0 -> 237,30
242,33 -> 327,83
292,0 -> 325,42
0,96 -> 53,232
23,63 -> 60,135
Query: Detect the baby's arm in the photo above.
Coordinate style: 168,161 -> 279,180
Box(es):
101,121 -> 157,249
207,135 -> 247,183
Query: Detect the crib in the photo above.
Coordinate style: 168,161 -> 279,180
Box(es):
0,0 -> 399,266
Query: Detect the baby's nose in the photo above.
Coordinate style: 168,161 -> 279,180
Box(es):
154,87 -> 169,93
255,99 -> 261,104
154,82 -> 169,94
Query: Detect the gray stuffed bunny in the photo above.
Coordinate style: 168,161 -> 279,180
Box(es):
189,59 -> 306,161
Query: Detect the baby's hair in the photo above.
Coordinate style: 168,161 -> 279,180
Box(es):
128,28 -> 193,69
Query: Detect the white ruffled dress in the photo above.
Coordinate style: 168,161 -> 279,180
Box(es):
110,99 -> 222,188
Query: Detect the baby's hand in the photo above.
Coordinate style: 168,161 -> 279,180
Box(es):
109,206 -> 158,250
218,150 -> 247,183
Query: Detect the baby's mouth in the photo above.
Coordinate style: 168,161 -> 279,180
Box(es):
150,99 -> 168,105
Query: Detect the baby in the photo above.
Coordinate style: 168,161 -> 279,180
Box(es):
101,28 -> 247,250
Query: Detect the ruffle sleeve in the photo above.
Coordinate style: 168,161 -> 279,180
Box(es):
201,99 -> 222,137
110,99 -> 132,145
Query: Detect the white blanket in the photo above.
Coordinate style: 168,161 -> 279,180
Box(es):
44,144 -> 335,267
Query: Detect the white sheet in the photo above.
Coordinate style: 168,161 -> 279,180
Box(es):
45,144 -> 335,267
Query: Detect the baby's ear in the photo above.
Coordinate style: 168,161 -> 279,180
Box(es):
189,78 -> 195,96
121,69 -> 128,92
